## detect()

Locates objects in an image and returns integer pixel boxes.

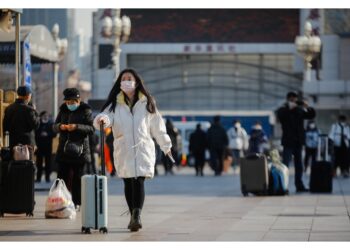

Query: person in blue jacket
[304,120,320,172]
[248,121,268,154]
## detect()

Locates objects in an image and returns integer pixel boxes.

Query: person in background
[162,119,179,175]
[86,133,98,174]
[248,121,268,154]
[304,120,320,172]
[223,147,233,174]
[276,91,316,192]
[53,88,94,210]
[3,86,40,159]
[207,116,228,176]
[227,120,249,166]
[153,138,162,176]
[329,115,350,178]
[35,111,56,183]
[189,123,207,176]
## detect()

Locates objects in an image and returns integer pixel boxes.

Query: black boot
[129,208,142,232]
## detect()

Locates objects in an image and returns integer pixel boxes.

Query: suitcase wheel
[99,227,108,234]
[82,227,91,234]
[26,212,34,217]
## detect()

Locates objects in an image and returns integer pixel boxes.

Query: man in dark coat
[53,88,94,208]
[277,91,316,192]
[3,86,40,158]
[189,123,207,176]
[35,111,56,183]
[207,116,228,176]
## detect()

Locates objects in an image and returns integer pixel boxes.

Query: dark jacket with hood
[277,103,316,147]
[53,102,94,164]
[35,119,56,155]
[189,128,207,156]
[3,99,40,149]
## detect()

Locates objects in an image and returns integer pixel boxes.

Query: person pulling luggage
[94,68,173,232]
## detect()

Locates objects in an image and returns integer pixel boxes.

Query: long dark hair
[101,68,156,113]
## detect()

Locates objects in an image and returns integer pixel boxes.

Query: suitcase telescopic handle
[100,122,106,176]
[5,131,9,148]
[317,134,329,162]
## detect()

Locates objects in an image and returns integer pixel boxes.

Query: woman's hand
[98,116,108,125]
[66,124,77,131]
[59,124,67,131]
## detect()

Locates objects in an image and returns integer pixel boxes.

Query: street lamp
[51,23,68,119]
[101,9,131,80]
[0,10,14,32]
[295,21,322,82]
[1,9,22,90]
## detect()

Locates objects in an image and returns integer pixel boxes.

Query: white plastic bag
[45,179,76,219]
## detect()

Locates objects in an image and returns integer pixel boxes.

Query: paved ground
[1,165,350,241]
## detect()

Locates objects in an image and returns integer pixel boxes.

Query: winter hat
[63,88,80,100]
[17,85,32,96]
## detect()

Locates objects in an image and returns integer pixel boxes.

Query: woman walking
[93,68,172,232]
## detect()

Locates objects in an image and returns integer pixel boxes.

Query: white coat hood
[93,92,172,178]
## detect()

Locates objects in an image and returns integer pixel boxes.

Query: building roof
[0,25,59,64]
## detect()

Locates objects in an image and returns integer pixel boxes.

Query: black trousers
[209,148,224,176]
[304,147,317,171]
[334,146,349,174]
[283,146,305,189]
[36,152,52,182]
[123,177,145,213]
[162,148,177,174]
[194,152,205,175]
[57,162,85,206]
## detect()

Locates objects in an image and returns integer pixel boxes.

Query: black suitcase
[240,153,269,196]
[310,134,333,193]
[0,160,35,217]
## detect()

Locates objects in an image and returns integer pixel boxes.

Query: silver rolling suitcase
[240,153,269,196]
[81,123,108,234]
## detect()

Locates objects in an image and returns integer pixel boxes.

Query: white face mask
[41,117,49,123]
[120,80,136,94]
[309,124,316,129]
[234,123,241,129]
[288,101,297,109]
[253,124,262,130]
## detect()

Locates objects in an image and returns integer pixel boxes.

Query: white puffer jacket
[93,92,172,178]
[227,126,249,150]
